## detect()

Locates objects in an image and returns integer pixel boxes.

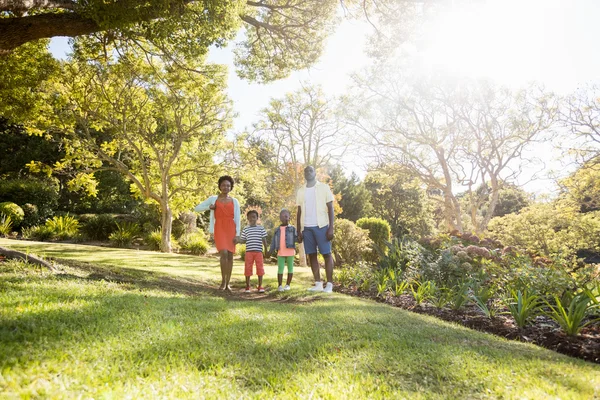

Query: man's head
[246,210,259,226]
[303,165,316,182]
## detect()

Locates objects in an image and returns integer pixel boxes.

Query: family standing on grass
[194,166,335,294]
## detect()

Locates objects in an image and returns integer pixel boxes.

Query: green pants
[277,256,294,274]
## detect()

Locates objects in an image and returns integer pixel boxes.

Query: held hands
[209,203,216,210]
[297,231,303,243]
[234,236,241,244]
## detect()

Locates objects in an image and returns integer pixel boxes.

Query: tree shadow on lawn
[52,258,320,304]
[2,277,598,398]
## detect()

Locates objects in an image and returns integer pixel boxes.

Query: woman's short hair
[218,175,234,189]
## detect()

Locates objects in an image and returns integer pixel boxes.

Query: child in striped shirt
[239,210,268,293]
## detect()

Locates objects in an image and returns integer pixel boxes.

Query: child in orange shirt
[269,209,297,291]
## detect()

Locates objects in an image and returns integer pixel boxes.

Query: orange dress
[214,200,236,253]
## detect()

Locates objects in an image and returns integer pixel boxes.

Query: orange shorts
[244,251,264,277]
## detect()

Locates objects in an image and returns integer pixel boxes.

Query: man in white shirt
[296,165,335,293]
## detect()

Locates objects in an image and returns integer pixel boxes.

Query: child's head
[246,210,259,225]
[279,209,291,225]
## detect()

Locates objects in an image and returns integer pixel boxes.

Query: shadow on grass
[2,271,598,398]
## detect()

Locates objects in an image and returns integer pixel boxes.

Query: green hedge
[357,217,391,261]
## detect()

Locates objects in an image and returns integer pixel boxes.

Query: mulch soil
[336,285,600,365]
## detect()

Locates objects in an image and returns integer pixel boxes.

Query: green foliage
[332,219,372,266]
[0,41,59,128]
[329,166,373,222]
[450,282,471,311]
[0,178,59,220]
[20,203,40,229]
[179,231,209,255]
[410,281,434,305]
[505,290,541,328]
[45,215,80,240]
[430,284,454,309]
[363,165,434,238]
[377,238,428,281]
[0,214,13,237]
[373,268,389,297]
[0,202,24,228]
[236,243,246,260]
[559,161,600,213]
[357,217,391,262]
[544,294,600,336]
[80,214,118,241]
[21,225,54,241]
[487,203,600,258]
[109,222,141,248]
[146,229,178,252]
[472,293,498,319]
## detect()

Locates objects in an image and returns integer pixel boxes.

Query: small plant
[80,214,117,241]
[358,276,372,292]
[21,225,54,241]
[109,222,140,248]
[179,231,209,255]
[0,214,13,237]
[472,295,498,318]
[504,289,541,328]
[45,214,79,240]
[430,283,453,309]
[335,268,353,288]
[410,281,433,305]
[146,229,178,251]
[374,268,389,297]
[450,282,471,310]
[544,294,600,336]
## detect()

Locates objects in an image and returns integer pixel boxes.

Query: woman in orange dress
[195,176,241,291]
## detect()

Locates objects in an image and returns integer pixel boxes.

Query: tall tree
[253,84,348,186]
[55,47,231,252]
[328,165,373,222]
[347,66,556,234]
[0,0,339,82]
[0,40,58,129]
[363,164,433,238]
[560,84,600,164]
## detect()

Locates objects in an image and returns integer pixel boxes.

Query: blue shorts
[302,225,331,255]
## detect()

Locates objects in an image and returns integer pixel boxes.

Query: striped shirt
[240,225,267,252]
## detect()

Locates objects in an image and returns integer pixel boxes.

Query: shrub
[0,202,24,228]
[377,238,429,281]
[357,217,391,261]
[45,214,79,240]
[22,225,54,241]
[544,293,600,336]
[504,290,541,328]
[146,229,179,251]
[80,214,117,241]
[0,178,59,219]
[0,214,13,237]
[410,281,434,305]
[109,222,141,248]
[179,231,209,255]
[237,244,246,260]
[332,219,372,266]
[20,203,40,228]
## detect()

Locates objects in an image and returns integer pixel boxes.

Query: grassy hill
[1,238,599,398]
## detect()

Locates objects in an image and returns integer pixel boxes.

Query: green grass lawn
[1,238,599,399]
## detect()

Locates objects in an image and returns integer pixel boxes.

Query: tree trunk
[160,203,173,253]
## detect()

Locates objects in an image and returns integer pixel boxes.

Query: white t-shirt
[303,186,318,227]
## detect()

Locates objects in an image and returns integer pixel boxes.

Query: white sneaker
[323,282,333,293]
[283,285,291,291]
[308,282,324,292]
[278,286,284,292]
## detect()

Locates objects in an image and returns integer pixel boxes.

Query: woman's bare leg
[219,250,228,289]
[225,251,234,291]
